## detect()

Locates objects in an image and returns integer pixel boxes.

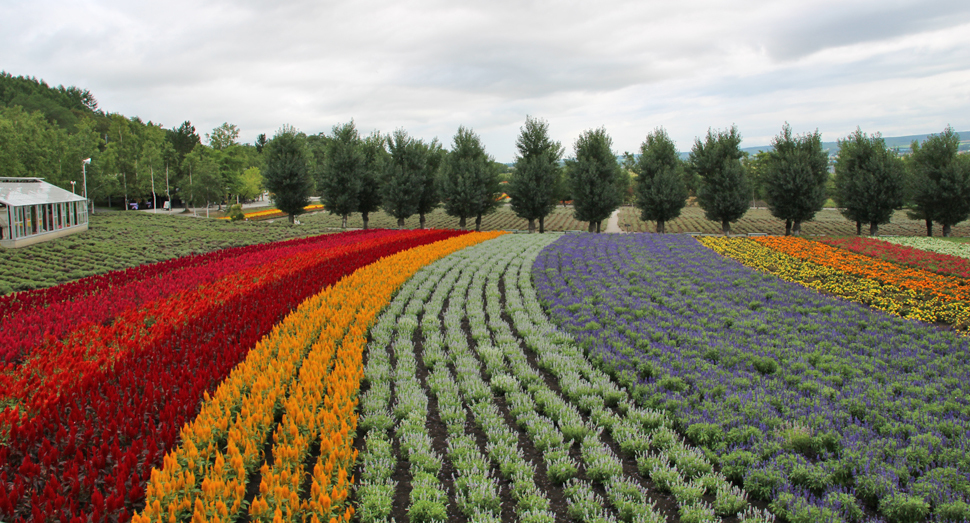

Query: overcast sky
[2,0,969,161]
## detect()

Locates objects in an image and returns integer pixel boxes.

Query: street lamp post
[70,181,76,194]
[82,158,91,214]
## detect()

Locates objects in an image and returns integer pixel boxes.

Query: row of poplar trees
[634,124,970,236]
[261,123,502,228]
[260,116,631,232]
[262,117,969,236]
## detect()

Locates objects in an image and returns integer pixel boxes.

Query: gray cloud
[1,0,968,161]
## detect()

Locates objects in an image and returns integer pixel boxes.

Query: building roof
[0,178,87,206]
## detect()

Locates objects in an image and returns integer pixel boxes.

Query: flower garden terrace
[0,230,967,522]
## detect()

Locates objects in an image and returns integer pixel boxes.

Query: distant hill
[0,71,101,130]
[737,131,970,158]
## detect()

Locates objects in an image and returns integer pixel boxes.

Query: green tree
[382,129,425,227]
[763,124,829,235]
[318,121,364,228]
[169,121,200,163]
[207,122,240,151]
[182,144,222,215]
[100,114,147,209]
[255,133,267,153]
[263,125,312,224]
[633,128,688,233]
[416,138,443,229]
[570,127,623,232]
[743,151,771,202]
[0,105,60,181]
[692,125,751,234]
[238,167,263,201]
[358,131,387,230]
[509,116,563,233]
[833,128,905,236]
[137,122,171,211]
[440,126,497,230]
[907,126,970,237]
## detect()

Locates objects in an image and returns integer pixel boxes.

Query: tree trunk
[459,216,467,229]
[528,219,535,233]
[793,220,802,236]
[341,214,348,229]
[869,222,879,236]
[475,214,482,231]
[596,221,601,233]
[362,212,369,230]
[856,221,862,236]
[722,220,730,235]
[656,220,664,234]
[539,215,545,233]
[943,224,952,237]
[419,213,426,229]
[397,217,405,227]
[289,214,295,224]
[588,221,596,232]
[785,219,792,236]
[926,218,933,237]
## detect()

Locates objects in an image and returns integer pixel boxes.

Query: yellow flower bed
[699,237,970,331]
[133,230,505,523]
[218,204,325,221]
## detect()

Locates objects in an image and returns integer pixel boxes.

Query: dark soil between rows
[348,261,768,523]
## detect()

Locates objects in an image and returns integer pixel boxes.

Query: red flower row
[818,236,970,279]
[0,229,468,522]
[0,230,391,364]
[0,230,407,410]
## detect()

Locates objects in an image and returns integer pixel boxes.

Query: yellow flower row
[699,237,970,331]
[133,230,506,523]
[218,204,325,220]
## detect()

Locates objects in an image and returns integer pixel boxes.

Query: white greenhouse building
[0,177,89,248]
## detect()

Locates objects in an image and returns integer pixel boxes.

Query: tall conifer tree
[415,138,443,229]
[440,126,496,229]
[358,131,387,230]
[834,129,905,236]
[263,125,312,224]
[318,121,363,228]
[570,127,623,233]
[908,127,970,237]
[691,126,751,234]
[633,128,687,233]
[509,116,563,233]
[382,129,424,227]
[763,124,829,235]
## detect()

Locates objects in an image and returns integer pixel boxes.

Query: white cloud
[1,0,968,160]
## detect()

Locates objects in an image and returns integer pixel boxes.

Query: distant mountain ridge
[739,131,970,158]
[665,131,970,161]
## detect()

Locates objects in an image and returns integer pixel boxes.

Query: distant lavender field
[533,233,970,522]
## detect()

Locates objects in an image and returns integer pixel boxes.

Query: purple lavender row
[531,233,970,523]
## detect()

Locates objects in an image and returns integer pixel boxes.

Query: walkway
[605,208,623,233]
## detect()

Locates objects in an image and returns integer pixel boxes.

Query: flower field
[0,228,483,521]
[535,234,970,522]
[816,237,970,278]
[701,236,970,330]
[2,229,970,522]
[880,237,970,261]
[217,204,327,221]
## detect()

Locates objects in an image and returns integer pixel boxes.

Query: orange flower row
[701,237,970,331]
[752,236,970,304]
[133,231,505,523]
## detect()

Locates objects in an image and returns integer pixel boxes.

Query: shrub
[879,493,930,523]
[937,500,970,522]
[228,203,245,221]
[744,466,784,501]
